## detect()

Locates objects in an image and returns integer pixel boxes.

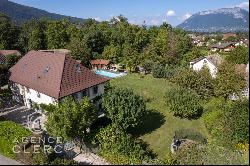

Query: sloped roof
[210,42,235,49]
[9,51,109,99]
[190,54,223,67]
[90,59,110,65]
[0,50,21,63]
[0,50,21,56]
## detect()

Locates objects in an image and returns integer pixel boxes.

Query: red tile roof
[9,51,109,99]
[0,50,21,56]
[90,59,110,65]
[0,50,21,63]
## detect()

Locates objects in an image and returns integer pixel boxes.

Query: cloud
[237,1,249,9]
[151,19,160,25]
[166,10,176,17]
[94,17,100,21]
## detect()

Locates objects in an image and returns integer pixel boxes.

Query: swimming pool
[95,70,127,78]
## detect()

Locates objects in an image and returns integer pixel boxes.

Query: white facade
[11,83,105,108]
[190,58,217,78]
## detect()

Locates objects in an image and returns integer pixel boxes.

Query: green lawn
[110,73,210,159]
[0,120,32,159]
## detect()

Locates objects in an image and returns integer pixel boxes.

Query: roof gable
[9,51,109,99]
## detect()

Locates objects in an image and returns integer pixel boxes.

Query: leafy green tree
[46,20,70,49]
[226,46,249,64]
[181,46,203,65]
[142,60,155,74]
[45,97,97,140]
[0,13,13,49]
[165,86,203,119]
[5,54,20,68]
[85,29,106,54]
[102,44,121,63]
[67,37,91,67]
[152,65,166,78]
[102,88,146,131]
[95,124,154,165]
[19,19,48,52]
[122,43,141,72]
[214,62,246,99]
[170,67,214,99]
[203,98,249,148]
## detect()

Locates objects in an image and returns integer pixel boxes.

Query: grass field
[110,73,210,159]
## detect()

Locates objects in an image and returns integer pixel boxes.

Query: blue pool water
[95,70,127,78]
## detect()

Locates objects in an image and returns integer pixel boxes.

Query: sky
[10,0,249,26]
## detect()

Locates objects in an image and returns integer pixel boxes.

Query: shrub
[226,46,249,64]
[102,88,146,131]
[95,125,155,165]
[203,98,249,148]
[174,129,207,144]
[174,143,244,165]
[152,65,166,78]
[142,60,155,74]
[170,67,214,99]
[214,62,246,99]
[45,96,97,140]
[0,121,32,159]
[165,86,203,119]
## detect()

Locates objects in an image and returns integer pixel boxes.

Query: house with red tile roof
[0,50,21,64]
[90,59,111,70]
[9,50,109,108]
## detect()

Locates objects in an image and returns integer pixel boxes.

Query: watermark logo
[12,136,77,155]
[27,110,44,134]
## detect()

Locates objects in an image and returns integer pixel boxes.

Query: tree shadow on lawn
[128,109,166,137]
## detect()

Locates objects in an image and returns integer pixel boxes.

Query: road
[0,154,23,165]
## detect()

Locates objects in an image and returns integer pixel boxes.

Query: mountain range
[0,0,86,24]
[177,7,249,32]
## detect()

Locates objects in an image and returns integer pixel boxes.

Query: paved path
[74,153,110,165]
[0,154,23,165]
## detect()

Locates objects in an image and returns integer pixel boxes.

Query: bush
[174,129,207,144]
[170,67,214,99]
[142,60,155,74]
[174,142,244,165]
[226,46,249,64]
[95,125,155,165]
[0,121,32,159]
[102,88,146,131]
[152,65,166,78]
[165,86,203,119]
[203,98,249,148]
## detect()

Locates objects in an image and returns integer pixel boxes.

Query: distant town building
[210,42,235,52]
[222,33,237,40]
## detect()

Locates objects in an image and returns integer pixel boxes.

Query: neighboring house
[38,49,71,55]
[90,59,111,70]
[222,33,237,40]
[210,42,235,52]
[0,50,21,64]
[190,54,223,78]
[9,50,109,109]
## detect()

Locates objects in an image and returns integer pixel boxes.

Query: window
[93,86,98,94]
[82,90,87,97]
[37,92,40,98]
